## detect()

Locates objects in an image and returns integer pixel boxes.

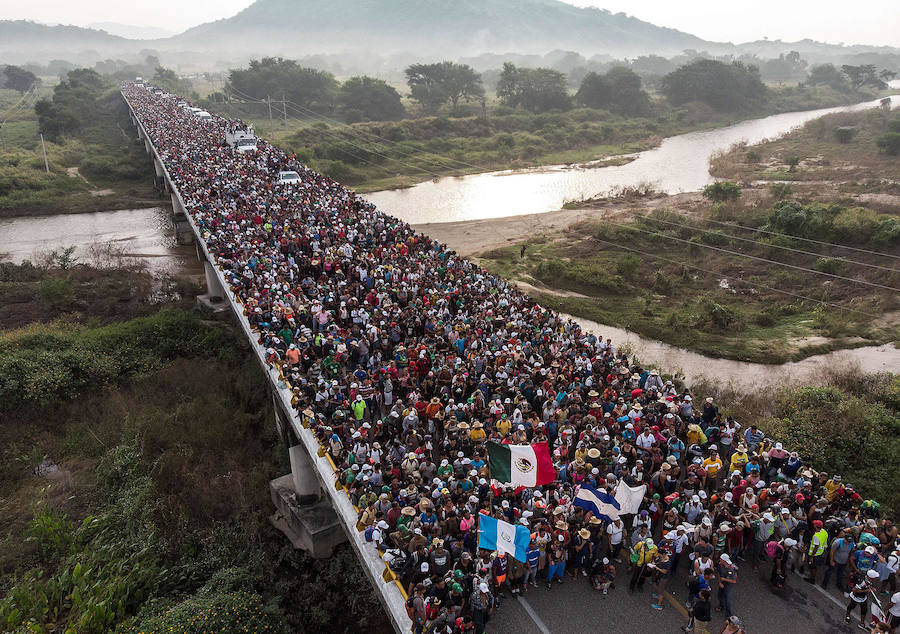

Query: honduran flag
[487,441,557,487]
[478,514,531,562]
[573,482,621,523]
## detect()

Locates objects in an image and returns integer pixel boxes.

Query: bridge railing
[122,91,413,633]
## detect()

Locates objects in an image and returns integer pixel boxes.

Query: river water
[367,94,899,224]
[0,207,200,275]
[2,97,897,384]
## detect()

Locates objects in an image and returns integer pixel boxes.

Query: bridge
[122,87,413,632]
[120,85,885,634]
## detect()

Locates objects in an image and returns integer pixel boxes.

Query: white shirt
[607,522,624,545]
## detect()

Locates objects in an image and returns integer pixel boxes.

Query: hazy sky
[1,0,899,47]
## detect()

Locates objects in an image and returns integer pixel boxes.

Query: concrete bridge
[122,92,413,633]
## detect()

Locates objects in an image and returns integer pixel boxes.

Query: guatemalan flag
[478,514,531,562]
[573,482,622,522]
[487,441,557,487]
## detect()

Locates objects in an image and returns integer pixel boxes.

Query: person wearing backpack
[682,588,712,633]
[823,528,854,592]
[769,537,796,589]
[407,583,427,634]
[628,537,658,592]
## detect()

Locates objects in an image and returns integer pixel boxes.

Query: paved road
[488,562,868,634]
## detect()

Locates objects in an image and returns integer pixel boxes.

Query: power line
[695,214,900,262]
[0,84,37,126]
[279,100,446,179]
[284,97,484,173]
[225,83,484,174]
[576,194,900,262]
[631,212,899,274]
[224,86,443,178]
[588,235,880,319]
[602,217,900,292]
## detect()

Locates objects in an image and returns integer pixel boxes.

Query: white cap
[720,554,732,565]
[479,583,489,592]
[784,538,797,547]
[867,569,880,579]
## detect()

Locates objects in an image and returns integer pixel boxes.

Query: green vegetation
[764,377,900,515]
[406,61,484,113]
[339,76,404,122]
[479,203,898,363]
[711,108,900,186]
[702,181,742,203]
[0,69,158,215]
[0,266,385,633]
[496,63,570,113]
[576,67,650,116]
[660,60,767,112]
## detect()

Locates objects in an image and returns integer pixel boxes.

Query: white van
[277,171,301,185]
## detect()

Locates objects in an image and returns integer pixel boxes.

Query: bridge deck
[122,91,412,633]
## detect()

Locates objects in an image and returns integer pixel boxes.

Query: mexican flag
[487,441,556,487]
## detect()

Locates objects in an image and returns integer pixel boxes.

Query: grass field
[0,88,162,216]
[478,196,899,363]
[211,84,868,192]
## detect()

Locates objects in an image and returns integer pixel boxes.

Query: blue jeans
[822,562,847,590]
[718,583,734,617]
[547,561,566,581]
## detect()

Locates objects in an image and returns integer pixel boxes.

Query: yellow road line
[665,591,690,619]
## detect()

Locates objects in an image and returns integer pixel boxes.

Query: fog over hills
[1,0,898,70]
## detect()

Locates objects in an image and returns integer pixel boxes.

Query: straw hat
[589,517,603,525]
[457,422,470,430]
[555,520,569,531]
[587,448,601,459]
[578,528,591,539]
[401,506,416,516]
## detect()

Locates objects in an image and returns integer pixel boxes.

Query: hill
[173,0,712,58]
[0,20,137,65]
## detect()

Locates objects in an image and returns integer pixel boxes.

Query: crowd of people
[124,83,900,634]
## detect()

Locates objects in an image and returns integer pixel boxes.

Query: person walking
[716,554,738,619]
[682,589,712,633]
[470,582,493,634]
[845,570,879,630]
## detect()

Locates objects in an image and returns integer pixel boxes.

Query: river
[2,97,897,385]
[366,94,899,224]
[0,207,200,275]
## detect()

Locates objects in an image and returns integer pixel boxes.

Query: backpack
[405,595,417,620]
[765,540,783,559]
[364,525,377,542]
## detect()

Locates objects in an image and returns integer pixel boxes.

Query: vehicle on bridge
[277,170,302,185]
[225,125,258,154]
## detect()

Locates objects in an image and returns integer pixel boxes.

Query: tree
[878,132,900,156]
[841,64,887,91]
[404,62,483,114]
[228,58,338,114]
[35,68,107,141]
[576,67,649,115]
[760,51,807,83]
[496,63,570,113]
[702,182,742,202]
[660,60,766,112]
[806,64,849,91]
[575,71,611,110]
[152,66,191,95]
[338,76,404,122]
[3,65,39,93]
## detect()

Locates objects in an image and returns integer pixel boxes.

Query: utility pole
[40,133,49,173]
[267,95,272,122]
[282,94,288,132]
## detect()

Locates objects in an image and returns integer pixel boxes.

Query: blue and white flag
[478,514,530,562]
[614,480,647,515]
[573,483,621,522]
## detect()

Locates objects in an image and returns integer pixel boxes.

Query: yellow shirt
[470,428,486,442]
[729,453,749,472]
[702,457,723,477]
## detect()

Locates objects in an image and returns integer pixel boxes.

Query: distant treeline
[218,56,895,123]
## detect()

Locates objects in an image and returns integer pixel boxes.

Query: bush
[702,181,742,202]
[37,275,74,308]
[0,310,223,411]
[833,126,858,143]
[126,589,289,634]
[615,254,641,279]
[761,383,900,514]
[877,132,900,156]
[769,182,792,199]
[814,257,844,274]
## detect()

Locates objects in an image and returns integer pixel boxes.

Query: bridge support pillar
[196,260,228,313]
[144,137,152,155]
